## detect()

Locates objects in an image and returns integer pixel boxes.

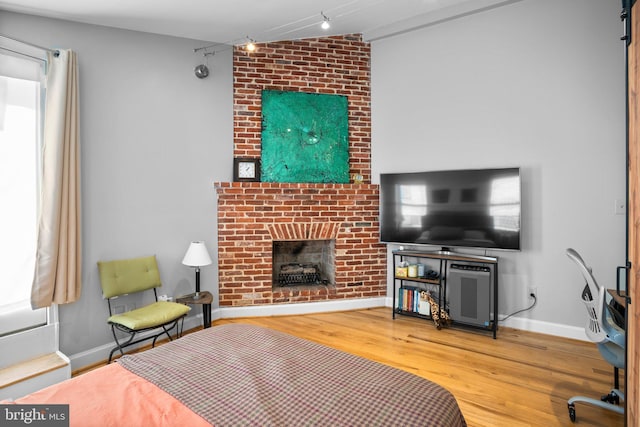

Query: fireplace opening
[272,240,335,288]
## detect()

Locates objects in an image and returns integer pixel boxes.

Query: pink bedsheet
[10,362,209,427]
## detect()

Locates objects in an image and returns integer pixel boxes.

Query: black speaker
[448,264,492,327]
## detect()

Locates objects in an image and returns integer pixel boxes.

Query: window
[0,51,47,336]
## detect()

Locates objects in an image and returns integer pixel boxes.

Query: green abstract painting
[261,90,349,183]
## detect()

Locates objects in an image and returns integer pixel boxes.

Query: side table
[176,291,212,329]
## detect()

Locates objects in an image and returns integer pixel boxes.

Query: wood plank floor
[214,307,624,427]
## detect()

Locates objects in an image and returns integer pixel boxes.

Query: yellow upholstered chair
[98,255,190,363]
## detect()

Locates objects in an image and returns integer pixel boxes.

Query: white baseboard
[213,297,386,320]
[499,316,588,341]
[70,296,586,371]
[383,296,588,341]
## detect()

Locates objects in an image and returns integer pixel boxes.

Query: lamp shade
[182,241,213,267]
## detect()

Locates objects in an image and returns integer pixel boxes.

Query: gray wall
[371,0,626,333]
[0,11,233,356]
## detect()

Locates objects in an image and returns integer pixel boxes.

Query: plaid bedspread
[118,324,466,426]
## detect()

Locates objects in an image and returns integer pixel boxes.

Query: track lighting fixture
[321,12,331,30]
[242,36,257,52]
[193,37,257,58]
[191,9,340,66]
[193,43,223,53]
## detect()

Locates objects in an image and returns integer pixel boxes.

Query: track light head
[194,64,209,79]
[194,50,214,79]
[321,12,331,30]
[243,36,257,53]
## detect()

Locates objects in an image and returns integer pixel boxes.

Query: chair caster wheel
[601,392,620,405]
[568,403,576,422]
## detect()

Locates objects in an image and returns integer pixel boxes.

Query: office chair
[98,255,191,363]
[565,248,625,422]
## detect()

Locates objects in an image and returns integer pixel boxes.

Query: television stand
[431,247,455,256]
[392,249,499,338]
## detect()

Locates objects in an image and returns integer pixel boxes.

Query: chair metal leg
[108,325,138,364]
[567,390,624,422]
[106,315,187,363]
[160,324,175,342]
[153,320,181,347]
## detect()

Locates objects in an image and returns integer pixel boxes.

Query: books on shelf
[397,286,431,315]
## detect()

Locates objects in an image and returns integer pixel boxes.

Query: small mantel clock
[233,158,261,182]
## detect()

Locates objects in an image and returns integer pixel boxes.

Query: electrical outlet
[528,287,537,300]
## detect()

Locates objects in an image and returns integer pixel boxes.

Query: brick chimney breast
[216,34,385,307]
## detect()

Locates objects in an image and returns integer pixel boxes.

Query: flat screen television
[380,167,521,251]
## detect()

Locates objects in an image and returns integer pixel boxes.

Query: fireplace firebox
[272,240,335,288]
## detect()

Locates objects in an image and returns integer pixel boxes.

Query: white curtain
[31,49,82,308]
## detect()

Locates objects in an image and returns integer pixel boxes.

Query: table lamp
[182,241,212,299]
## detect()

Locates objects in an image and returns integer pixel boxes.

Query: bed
[7,324,467,426]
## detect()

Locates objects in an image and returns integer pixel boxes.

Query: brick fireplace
[215,34,386,307]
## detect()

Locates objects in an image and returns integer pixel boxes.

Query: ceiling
[0,0,519,45]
